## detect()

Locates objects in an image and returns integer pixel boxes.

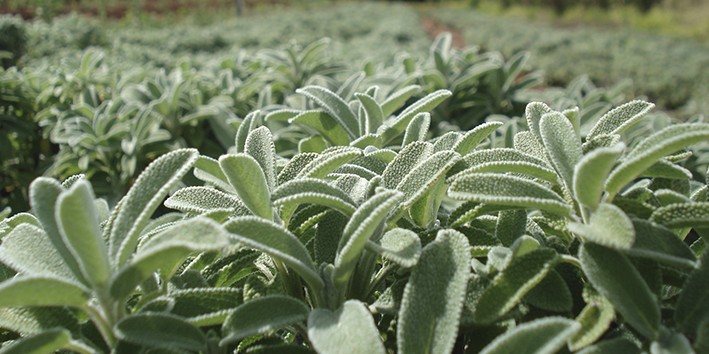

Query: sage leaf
[193,155,234,193]
[297,86,358,139]
[224,217,323,293]
[290,110,351,146]
[380,90,451,143]
[675,251,709,335]
[272,178,356,217]
[245,126,277,191]
[308,300,385,354]
[579,243,660,339]
[221,295,309,345]
[588,100,654,139]
[381,85,420,117]
[474,248,559,324]
[56,180,111,288]
[355,93,384,135]
[452,121,503,156]
[167,287,242,327]
[334,190,404,289]
[524,269,573,313]
[577,338,641,354]
[164,186,250,216]
[0,224,75,280]
[219,153,273,220]
[0,328,70,354]
[115,313,207,352]
[366,228,421,268]
[568,203,635,250]
[569,288,616,351]
[402,113,431,146]
[398,229,470,354]
[524,101,553,143]
[0,276,90,308]
[381,141,433,189]
[109,148,199,266]
[449,173,571,216]
[29,178,86,285]
[539,112,582,195]
[629,220,696,269]
[606,123,709,198]
[296,147,362,179]
[110,217,229,300]
[573,143,624,210]
[650,202,709,229]
[479,317,580,354]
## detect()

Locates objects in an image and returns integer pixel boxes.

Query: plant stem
[83,303,117,348]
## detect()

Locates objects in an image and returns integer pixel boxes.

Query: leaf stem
[83,302,117,348]
[560,254,582,269]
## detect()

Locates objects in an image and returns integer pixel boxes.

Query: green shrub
[0,16,27,69]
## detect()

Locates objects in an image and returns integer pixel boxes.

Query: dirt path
[420,16,466,48]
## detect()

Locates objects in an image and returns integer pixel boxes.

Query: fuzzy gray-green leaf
[0,328,71,354]
[568,203,634,250]
[366,228,421,268]
[573,143,624,209]
[109,148,199,266]
[356,93,384,135]
[219,153,273,220]
[380,90,451,143]
[296,147,362,179]
[309,300,385,354]
[166,287,242,327]
[0,224,75,280]
[29,178,86,284]
[164,186,250,216]
[454,148,557,183]
[56,180,111,289]
[606,123,709,198]
[402,113,431,147]
[290,110,351,146]
[272,178,357,217]
[334,190,403,289]
[539,112,582,194]
[449,173,570,216]
[298,86,358,139]
[0,276,90,308]
[193,155,234,192]
[245,126,277,191]
[453,121,503,156]
[221,295,309,345]
[480,317,580,354]
[381,141,433,189]
[650,202,709,229]
[116,312,207,352]
[569,287,616,351]
[224,217,322,293]
[398,229,470,354]
[474,248,559,324]
[524,102,553,143]
[381,85,420,117]
[588,100,654,139]
[579,243,660,339]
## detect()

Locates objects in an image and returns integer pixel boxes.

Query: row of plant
[2,7,634,213]
[431,8,709,117]
[1,79,708,352]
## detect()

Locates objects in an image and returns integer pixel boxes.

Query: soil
[420,16,465,48]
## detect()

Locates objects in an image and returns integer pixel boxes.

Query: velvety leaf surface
[109,148,199,266]
[449,173,570,216]
[297,86,359,139]
[164,186,250,216]
[0,276,90,308]
[674,251,709,335]
[0,224,75,280]
[398,229,470,354]
[0,328,70,354]
[573,143,624,209]
[219,153,273,220]
[539,112,582,194]
[650,202,709,228]
[366,228,421,267]
[588,100,654,139]
[308,300,385,354]
[568,203,635,249]
[272,178,356,217]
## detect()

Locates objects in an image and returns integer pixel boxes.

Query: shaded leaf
[479,317,579,354]
[115,312,207,352]
[675,251,709,334]
[629,219,696,269]
[219,153,273,220]
[273,178,356,217]
[402,113,430,147]
[297,86,358,138]
[474,248,559,324]
[569,288,616,351]
[0,328,70,354]
[579,243,660,339]
[366,228,421,268]
[221,295,309,345]
[290,110,351,146]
